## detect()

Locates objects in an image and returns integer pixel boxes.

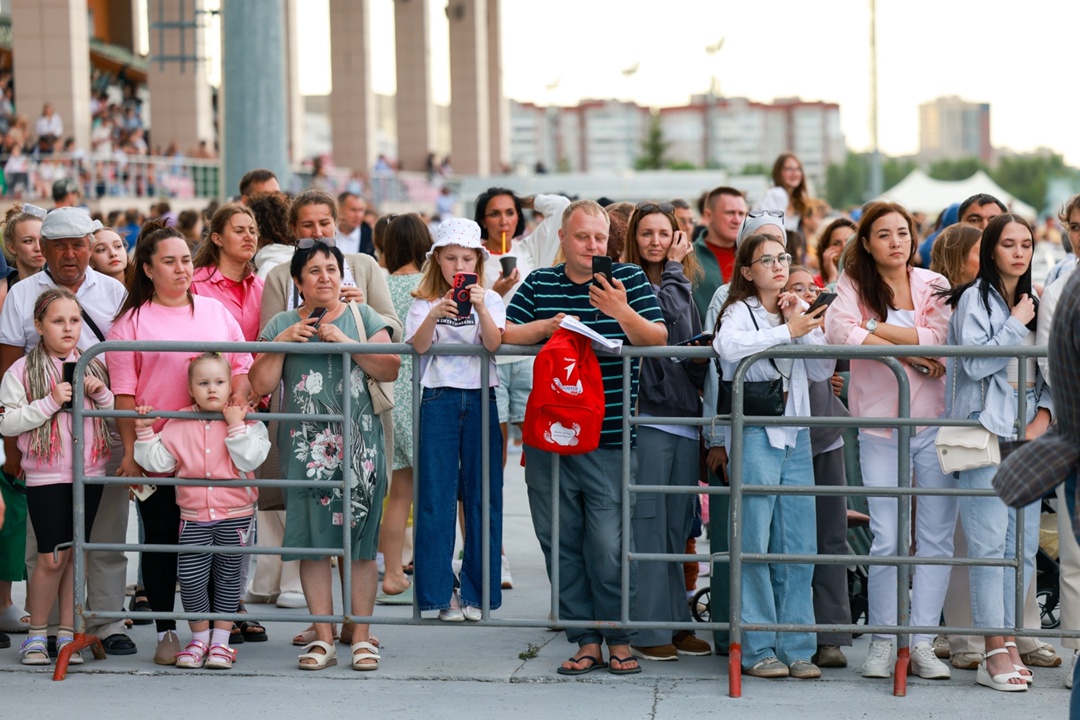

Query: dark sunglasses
[635,202,675,214]
[296,236,337,250]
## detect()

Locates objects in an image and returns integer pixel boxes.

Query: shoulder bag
[935,366,1000,474]
[713,301,786,417]
[347,302,395,415]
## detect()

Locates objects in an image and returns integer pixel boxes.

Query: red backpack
[523,328,605,455]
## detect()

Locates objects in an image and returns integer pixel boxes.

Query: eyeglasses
[787,283,820,296]
[296,237,337,250]
[635,202,674,214]
[747,210,785,220]
[749,253,792,269]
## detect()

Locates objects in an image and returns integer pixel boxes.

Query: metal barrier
[55,339,1075,693]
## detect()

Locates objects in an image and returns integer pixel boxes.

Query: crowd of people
[0,156,1077,698]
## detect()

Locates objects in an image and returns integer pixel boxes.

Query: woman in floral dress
[250,240,399,671]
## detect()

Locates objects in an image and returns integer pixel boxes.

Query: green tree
[991,153,1072,214]
[635,114,669,171]
[927,157,987,181]
[741,162,769,176]
[825,153,868,209]
[883,157,917,190]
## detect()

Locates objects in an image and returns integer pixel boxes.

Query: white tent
[875,169,1036,219]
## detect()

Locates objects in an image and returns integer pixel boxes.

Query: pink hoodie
[825,267,952,438]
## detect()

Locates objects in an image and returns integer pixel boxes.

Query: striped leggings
[177,516,253,616]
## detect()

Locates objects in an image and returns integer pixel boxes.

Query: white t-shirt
[405,289,506,390]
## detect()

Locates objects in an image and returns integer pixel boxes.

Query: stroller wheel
[1037,587,1061,629]
[690,587,711,623]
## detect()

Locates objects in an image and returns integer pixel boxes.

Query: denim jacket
[945,281,1052,439]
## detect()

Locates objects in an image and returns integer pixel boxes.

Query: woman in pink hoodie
[133,353,269,670]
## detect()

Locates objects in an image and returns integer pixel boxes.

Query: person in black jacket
[622,202,711,661]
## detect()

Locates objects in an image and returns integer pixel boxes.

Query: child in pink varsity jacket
[133,352,269,670]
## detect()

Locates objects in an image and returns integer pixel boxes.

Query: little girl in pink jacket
[133,352,269,670]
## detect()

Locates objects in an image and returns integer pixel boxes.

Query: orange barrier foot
[52,633,104,681]
[728,644,742,698]
[893,647,910,697]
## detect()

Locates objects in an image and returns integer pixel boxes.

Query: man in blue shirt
[505,200,666,676]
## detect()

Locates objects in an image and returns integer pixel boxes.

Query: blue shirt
[506,262,663,447]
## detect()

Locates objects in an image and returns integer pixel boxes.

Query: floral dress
[260,305,389,561]
[385,273,422,471]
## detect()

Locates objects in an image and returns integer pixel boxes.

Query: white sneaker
[1068,650,1078,690]
[862,639,894,678]
[462,605,482,622]
[275,591,307,609]
[438,591,464,622]
[501,555,513,589]
[910,641,951,679]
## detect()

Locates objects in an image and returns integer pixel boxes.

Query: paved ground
[1,452,1075,719]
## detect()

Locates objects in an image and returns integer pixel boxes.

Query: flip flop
[0,605,30,633]
[556,654,608,676]
[376,585,414,606]
[608,655,642,675]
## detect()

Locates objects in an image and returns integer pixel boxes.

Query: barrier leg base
[728,643,742,698]
[52,633,105,681]
[893,646,910,697]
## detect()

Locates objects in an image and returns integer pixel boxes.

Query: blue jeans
[958,388,1040,630]
[735,427,817,666]
[415,387,503,612]
[523,445,637,647]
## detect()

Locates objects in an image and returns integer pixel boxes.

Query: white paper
[560,316,623,354]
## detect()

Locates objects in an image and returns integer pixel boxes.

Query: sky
[291,0,1079,164]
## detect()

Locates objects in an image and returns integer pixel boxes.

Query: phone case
[453,272,477,317]
[131,484,157,501]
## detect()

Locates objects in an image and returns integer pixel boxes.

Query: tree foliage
[825,153,915,210]
[927,157,987,181]
[635,114,669,171]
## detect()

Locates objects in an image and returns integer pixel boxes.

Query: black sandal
[128,589,153,626]
[232,603,267,643]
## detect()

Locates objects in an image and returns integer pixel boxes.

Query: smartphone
[676,332,715,347]
[911,363,931,375]
[61,362,77,410]
[592,255,613,287]
[805,292,838,315]
[308,306,328,326]
[453,272,478,317]
[131,484,157,502]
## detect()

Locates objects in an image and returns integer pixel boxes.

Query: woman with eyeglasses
[756,153,812,234]
[713,233,833,679]
[620,202,711,661]
[824,201,956,682]
[250,238,400,671]
[253,190,401,646]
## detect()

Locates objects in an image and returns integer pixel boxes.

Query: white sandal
[1003,641,1034,685]
[350,640,380,671]
[976,647,1028,692]
[298,640,337,670]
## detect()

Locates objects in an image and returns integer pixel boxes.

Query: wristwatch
[865,319,878,334]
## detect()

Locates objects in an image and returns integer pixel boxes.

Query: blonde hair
[929,223,982,287]
[412,245,487,301]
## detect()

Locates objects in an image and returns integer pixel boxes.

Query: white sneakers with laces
[862,639,893,678]
[910,641,952,679]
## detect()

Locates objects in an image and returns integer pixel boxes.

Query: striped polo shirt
[506,262,663,448]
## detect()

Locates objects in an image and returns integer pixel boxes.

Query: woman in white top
[756,153,811,234]
[713,232,833,679]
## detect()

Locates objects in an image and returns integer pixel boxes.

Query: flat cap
[41,206,96,240]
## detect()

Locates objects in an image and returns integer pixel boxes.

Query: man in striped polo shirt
[505,199,666,676]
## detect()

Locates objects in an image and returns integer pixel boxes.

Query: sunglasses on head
[296,237,337,250]
[635,202,675,214]
[747,210,785,220]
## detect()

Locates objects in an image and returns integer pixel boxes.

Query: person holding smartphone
[824,201,956,681]
[621,202,711,661]
[405,219,505,623]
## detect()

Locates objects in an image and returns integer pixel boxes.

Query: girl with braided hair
[0,287,113,665]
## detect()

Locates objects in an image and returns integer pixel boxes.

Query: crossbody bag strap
[742,300,786,379]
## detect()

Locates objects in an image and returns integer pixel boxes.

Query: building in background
[510,95,845,188]
[918,95,992,165]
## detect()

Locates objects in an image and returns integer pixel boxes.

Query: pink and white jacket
[825,267,951,439]
[134,407,270,522]
[0,354,113,486]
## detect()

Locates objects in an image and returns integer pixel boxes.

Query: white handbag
[935,369,1000,473]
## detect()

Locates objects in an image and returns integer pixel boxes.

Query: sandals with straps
[205,643,238,670]
[19,635,50,666]
[350,640,380,671]
[976,647,1028,692]
[298,640,337,670]
[175,639,210,669]
[55,636,83,665]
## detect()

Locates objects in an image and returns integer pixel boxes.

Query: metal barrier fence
[58,339,1074,694]
[1,152,221,201]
